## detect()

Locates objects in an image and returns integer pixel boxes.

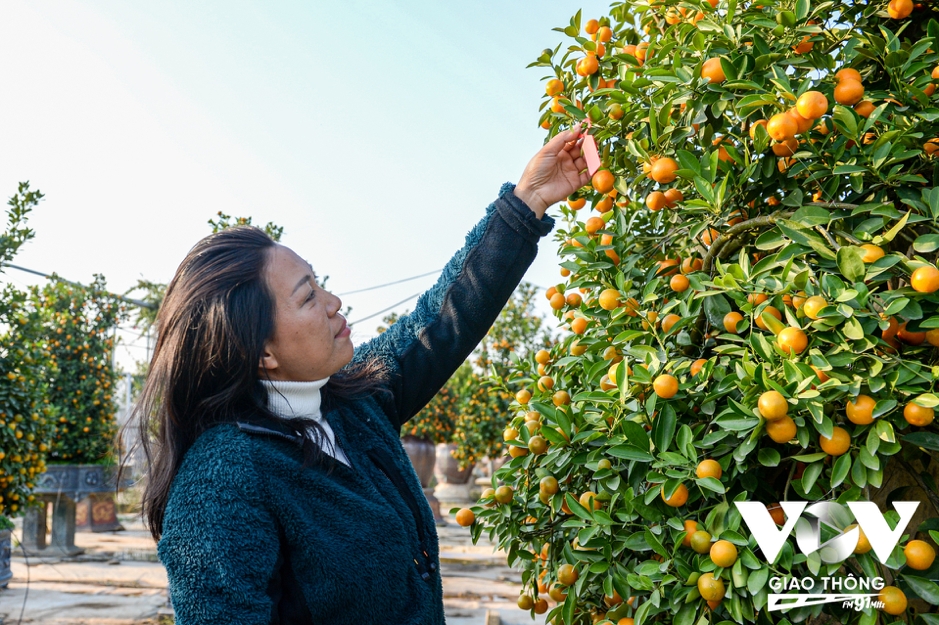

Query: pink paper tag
[582,134,601,176]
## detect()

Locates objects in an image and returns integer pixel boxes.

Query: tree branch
[685,212,793,352]
[701,213,793,274]
[807,201,859,210]
[815,225,840,251]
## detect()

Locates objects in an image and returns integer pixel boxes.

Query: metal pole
[123,372,132,470]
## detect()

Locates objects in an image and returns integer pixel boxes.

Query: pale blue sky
[0,0,610,368]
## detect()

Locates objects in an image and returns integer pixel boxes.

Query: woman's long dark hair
[125,226,386,542]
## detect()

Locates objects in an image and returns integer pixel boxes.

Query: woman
[136,125,589,624]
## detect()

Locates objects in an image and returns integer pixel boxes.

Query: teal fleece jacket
[157,183,554,625]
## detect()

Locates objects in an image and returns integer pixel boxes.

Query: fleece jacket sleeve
[157,431,281,625]
[353,183,554,428]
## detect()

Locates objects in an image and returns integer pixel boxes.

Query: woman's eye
[305,289,316,303]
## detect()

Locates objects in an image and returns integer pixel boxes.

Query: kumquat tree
[31,275,127,464]
[457,2,939,624]
[452,283,554,470]
[0,183,55,523]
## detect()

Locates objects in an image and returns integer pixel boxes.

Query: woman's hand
[514,125,590,219]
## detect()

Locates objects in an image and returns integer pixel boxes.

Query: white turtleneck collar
[260,377,329,420]
[259,377,350,467]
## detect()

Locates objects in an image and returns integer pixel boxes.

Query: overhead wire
[336,269,442,296]
[343,271,550,330]
[0,263,157,310]
[348,292,421,327]
[4,258,542,344]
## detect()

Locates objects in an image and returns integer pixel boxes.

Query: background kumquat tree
[32,275,127,464]
[393,283,553,467]
[0,183,56,522]
[451,283,553,469]
[402,361,463,444]
[458,2,939,624]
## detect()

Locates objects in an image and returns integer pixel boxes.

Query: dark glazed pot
[400,436,443,523]
[435,443,475,485]
[0,528,12,588]
[400,436,436,489]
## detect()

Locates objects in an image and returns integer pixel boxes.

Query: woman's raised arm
[353,127,589,427]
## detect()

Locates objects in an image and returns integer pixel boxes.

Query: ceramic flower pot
[401,436,443,523]
[0,528,12,588]
[435,443,475,485]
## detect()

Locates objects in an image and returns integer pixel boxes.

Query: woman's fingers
[563,137,584,154]
[543,124,583,154]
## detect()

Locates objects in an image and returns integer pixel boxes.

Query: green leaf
[902,431,939,452]
[696,476,726,494]
[747,566,769,595]
[652,406,677,452]
[782,189,805,208]
[830,454,851,488]
[755,229,786,250]
[751,330,775,361]
[608,444,655,462]
[795,0,809,20]
[633,598,655,625]
[904,575,939,605]
[565,492,594,521]
[858,447,879,470]
[792,452,828,463]
[914,234,939,253]
[843,317,864,340]
[791,205,831,226]
[719,57,738,82]
[802,462,823,493]
[884,297,910,316]
[703,293,732,327]
[776,219,836,260]
[624,532,652,551]
[706,500,729,537]
[677,150,701,175]
[851,454,867,487]
[921,315,939,329]
[859,610,879,625]
[866,427,881,456]
[673,603,697,625]
[876,419,896,443]
[694,176,716,205]
[645,528,667,557]
[738,94,779,116]
[832,164,867,174]
[563,590,577,623]
[563,104,587,120]
[649,102,659,144]
[836,246,866,282]
[622,421,651,452]
[832,106,858,140]
[541,426,568,446]
[881,211,910,243]
[758,448,780,467]
[914,393,939,408]
[924,186,939,220]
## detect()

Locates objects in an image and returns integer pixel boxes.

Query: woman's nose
[327,291,342,316]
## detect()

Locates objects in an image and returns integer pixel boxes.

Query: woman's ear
[259,344,279,375]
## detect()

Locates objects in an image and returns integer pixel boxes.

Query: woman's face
[259,244,353,381]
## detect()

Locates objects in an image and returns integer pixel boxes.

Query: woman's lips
[335,318,350,338]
